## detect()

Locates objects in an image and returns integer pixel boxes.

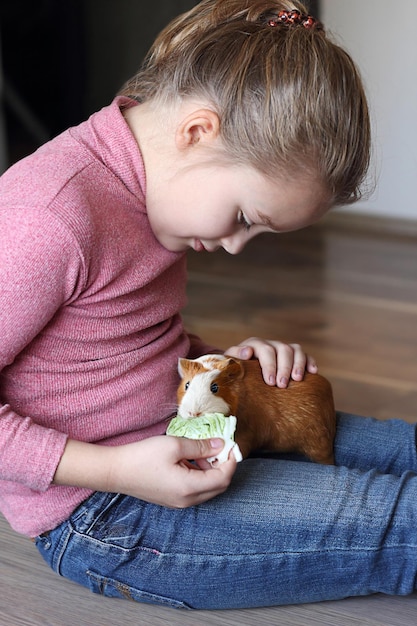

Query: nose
[204,244,222,253]
[221,234,250,255]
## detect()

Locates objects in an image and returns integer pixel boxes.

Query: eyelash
[238,210,252,231]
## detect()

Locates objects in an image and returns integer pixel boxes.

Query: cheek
[194,212,236,238]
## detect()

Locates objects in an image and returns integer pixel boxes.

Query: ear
[178,358,190,378]
[224,358,245,380]
[175,108,220,150]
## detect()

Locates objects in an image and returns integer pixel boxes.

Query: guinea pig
[177,354,336,464]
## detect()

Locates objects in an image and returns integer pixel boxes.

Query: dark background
[0,0,319,167]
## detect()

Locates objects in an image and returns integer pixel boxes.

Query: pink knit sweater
[0,97,215,536]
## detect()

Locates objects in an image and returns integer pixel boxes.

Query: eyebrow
[256,211,280,232]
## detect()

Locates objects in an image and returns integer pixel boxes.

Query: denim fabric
[36,412,417,610]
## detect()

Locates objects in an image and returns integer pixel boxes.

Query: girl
[2,0,416,610]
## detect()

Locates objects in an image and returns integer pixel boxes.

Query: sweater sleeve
[0,406,68,491]
[186,333,223,359]
[0,206,84,490]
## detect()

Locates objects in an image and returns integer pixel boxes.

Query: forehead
[247,172,331,232]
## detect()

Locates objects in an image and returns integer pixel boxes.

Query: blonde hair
[120,0,371,205]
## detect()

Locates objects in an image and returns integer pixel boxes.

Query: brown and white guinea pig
[177,354,336,464]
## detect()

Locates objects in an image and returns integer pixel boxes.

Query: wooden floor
[1,214,417,625]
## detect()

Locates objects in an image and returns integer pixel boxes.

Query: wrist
[53,439,119,492]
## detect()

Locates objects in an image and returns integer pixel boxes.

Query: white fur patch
[178,367,230,418]
[194,354,227,369]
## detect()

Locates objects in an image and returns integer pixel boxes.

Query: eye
[238,210,252,232]
[185,381,190,390]
[210,382,219,394]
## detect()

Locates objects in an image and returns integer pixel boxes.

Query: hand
[54,436,237,509]
[224,337,318,388]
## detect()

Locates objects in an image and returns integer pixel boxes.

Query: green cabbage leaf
[167,413,243,465]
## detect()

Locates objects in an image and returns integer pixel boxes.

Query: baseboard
[320,210,417,238]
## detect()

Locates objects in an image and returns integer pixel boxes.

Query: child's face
[146,162,330,254]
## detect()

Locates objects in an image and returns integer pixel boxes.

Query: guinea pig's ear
[224,358,245,379]
[178,358,190,378]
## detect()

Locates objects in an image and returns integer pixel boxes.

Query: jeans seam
[51,523,73,576]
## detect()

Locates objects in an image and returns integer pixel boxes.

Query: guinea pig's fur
[177,354,336,464]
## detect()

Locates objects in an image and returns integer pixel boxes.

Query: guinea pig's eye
[185,381,190,390]
[210,383,219,394]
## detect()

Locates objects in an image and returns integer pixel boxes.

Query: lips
[194,239,206,252]
[193,240,222,253]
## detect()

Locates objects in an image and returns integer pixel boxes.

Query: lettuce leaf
[167,413,243,465]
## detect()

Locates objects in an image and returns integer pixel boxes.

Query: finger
[172,460,235,508]
[274,342,297,388]
[194,442,240,471]
[288,343,308,382]
[229,339,284,386]
[306,354,318,374]
[179,459,199,470]
[174,437,225,462]
[240,339,279,385]
[224,344,254,360]
[194,458,213,470]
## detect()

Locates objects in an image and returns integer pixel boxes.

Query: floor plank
[184,222,417,424]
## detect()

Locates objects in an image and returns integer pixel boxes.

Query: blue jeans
[36,413,417,610]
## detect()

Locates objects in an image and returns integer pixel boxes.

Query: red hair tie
[268,9,323,31]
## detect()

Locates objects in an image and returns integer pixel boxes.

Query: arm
[53,436,236,508]
[0,207,235,504]
[186,332,223,359]
[0,207,84,488]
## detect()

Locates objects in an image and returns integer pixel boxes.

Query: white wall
[321,0,417,221]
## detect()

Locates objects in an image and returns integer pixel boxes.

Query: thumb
[225,345,253,360]
[179,437,225,460]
